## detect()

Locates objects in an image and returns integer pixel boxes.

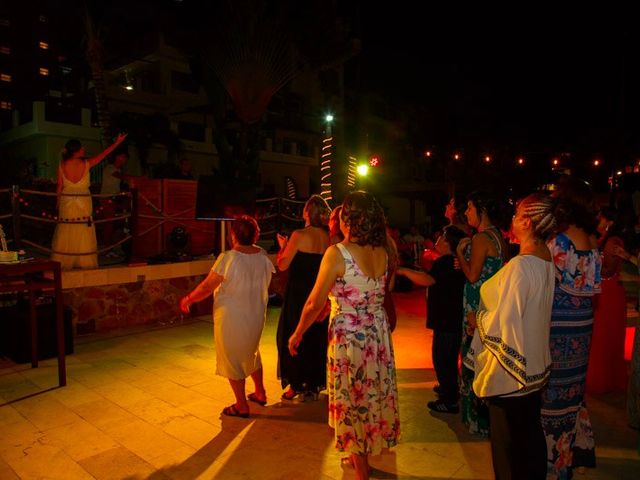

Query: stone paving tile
[3,442,94,480]
[40,418,120,462]
[104,418,191,463]
[0,455,19,480]
[0,289,637,479]
[10,396,83,431]
[159,413,222,450]
[78,446,165,480]
[71,398,139,432]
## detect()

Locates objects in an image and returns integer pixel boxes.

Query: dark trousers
[487,390,547,480]
[432,330,461,403]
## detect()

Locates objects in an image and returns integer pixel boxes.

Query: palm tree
[185,0,358,191]
[83,8,113,183]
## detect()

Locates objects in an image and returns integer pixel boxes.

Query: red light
[369,156,380,167]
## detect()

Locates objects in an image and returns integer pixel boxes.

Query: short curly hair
[231,215,260,245]
[341,191,386,247]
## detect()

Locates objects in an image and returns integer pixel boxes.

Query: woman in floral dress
[456,191,508,436]
[289,191,400,480]
[542,177,601,479]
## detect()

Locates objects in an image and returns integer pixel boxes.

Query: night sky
[356,5,638,159]
[31,1,640,167]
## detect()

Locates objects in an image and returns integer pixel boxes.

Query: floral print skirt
[541,291,595,480]
[327,311,400,455]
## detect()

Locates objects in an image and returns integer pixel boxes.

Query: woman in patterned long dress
[542,177,601,479]
[456,191,508,436]
[51,134,127,269]
[289,191,400,480]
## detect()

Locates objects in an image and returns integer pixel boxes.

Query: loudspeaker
[0,300,74,364]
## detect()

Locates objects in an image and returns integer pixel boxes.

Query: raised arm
[87,133,128,168]
[277,230,300,271]
[457,234,490,284]
[288,245,343,355]
[396,266,435,287]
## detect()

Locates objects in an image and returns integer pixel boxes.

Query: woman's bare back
[61,159,88,183]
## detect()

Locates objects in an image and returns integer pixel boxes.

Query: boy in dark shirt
[396,225,467,413]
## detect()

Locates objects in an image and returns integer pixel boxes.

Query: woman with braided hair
[465,193,557,479]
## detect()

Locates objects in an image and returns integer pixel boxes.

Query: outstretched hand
[277,233,288,249]
[288,332,302,356]
[179,296,191,314]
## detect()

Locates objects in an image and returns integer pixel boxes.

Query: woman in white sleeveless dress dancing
[51,134,127,269]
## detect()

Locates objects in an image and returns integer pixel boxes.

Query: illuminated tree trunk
[84,10,112,150]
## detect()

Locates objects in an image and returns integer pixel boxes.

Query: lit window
[39,67,49,76]
[0,73,11,82]
[0,101,11,110]
[39,15,48,23]
[39,41,49,50]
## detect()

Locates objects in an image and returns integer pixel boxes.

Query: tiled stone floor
[0,289,638,479]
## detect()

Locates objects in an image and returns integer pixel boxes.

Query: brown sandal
[247,392,267,406]
[221,404,249,418]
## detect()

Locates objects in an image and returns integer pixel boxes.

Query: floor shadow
[0,385,60,406]
[140,397,333,480]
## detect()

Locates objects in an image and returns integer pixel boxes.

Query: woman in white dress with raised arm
[51,133,127,269]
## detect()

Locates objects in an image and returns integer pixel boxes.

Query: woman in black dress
[276,195,331,400]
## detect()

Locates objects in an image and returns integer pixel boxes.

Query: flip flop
[222,404,249,418]
[247,392,267,406]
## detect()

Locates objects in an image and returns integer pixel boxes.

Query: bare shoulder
[564,226,597,250]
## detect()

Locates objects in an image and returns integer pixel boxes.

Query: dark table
[0,259,66,386]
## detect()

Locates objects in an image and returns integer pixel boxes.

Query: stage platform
[59,258,217,335]
[57,254,281,336]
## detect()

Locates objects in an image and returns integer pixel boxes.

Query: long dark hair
[62,139,82,161]
[552,176,598,236]
[467,190,510,230]
[305,194,331,228]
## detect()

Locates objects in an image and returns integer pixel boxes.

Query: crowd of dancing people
[178,177,639,480]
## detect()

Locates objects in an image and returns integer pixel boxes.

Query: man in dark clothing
[396,225,468,413]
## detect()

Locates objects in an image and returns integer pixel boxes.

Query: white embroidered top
[465,254,555,398]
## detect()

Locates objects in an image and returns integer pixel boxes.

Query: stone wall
[63,274,207,335]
